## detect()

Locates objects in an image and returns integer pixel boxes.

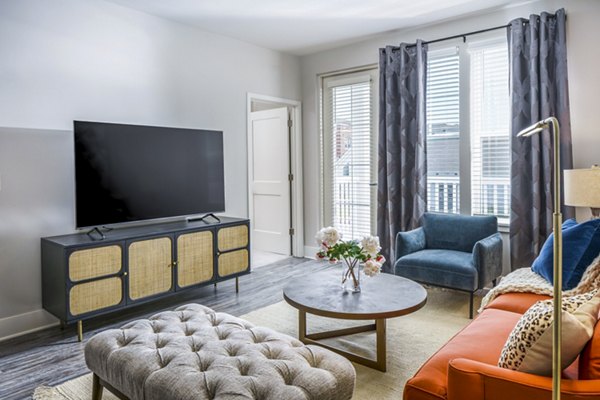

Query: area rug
[33,288,480,399]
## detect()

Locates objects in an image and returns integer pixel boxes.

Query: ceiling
[105,0,526,55]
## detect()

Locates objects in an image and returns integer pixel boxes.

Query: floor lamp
[516,116,562,400]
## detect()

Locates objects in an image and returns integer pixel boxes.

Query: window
[425,36,510,224]
[426,47,460,214]
[322,70,377,240]
[470,40,510,224]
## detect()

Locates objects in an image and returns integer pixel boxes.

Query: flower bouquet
[315,227,385,292]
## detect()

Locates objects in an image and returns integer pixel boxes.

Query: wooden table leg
[299,309,306,342]
[376,318,387,372]
[298,312,388,372]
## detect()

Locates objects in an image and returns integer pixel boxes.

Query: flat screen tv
[74,121,225,228]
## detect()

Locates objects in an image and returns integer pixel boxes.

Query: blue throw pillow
[531,218,600,290]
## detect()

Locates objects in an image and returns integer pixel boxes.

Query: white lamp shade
[564,167,600,207]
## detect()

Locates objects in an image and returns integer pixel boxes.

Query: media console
[41,217,250,341]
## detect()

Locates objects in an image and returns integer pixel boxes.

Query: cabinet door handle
[123,271,128,276]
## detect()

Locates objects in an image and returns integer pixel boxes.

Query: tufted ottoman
[85,304,356,400]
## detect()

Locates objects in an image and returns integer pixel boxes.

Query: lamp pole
[550,116,562,400]
[517,116,562,400]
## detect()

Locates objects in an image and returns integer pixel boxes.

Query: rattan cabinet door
[176,230,213,288]
[68,245,122,282]
[128,237,173,300]
[69,277,123,316]
[217,225,249,252]
[218,249,249,277]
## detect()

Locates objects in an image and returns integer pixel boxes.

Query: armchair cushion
[395,249,477,292]
[422,213,497,253]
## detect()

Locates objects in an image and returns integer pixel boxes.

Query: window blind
[469,39,510,224]
[426,47,460,214]
[323,75,374,240]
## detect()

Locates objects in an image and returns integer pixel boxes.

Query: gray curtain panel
[377,41,427,270]
[508,8,574,270]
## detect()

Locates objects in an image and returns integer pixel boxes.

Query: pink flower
[363,259,382,277]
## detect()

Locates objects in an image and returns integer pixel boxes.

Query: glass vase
[341,259,361,293]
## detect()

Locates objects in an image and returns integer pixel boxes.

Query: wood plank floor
[0,256,318,400]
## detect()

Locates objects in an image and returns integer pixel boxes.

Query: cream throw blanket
[479,254,600,312]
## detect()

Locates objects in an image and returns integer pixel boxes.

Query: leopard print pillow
[499,290,600,375]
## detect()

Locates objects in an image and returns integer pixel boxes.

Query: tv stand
[188,213,221,224]
[42,217,250,341]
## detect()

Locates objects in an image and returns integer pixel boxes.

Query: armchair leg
[469,292,474,319]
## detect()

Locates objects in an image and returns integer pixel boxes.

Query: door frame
[247,93,304,257]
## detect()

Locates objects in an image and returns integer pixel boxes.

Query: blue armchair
[394,213,503,318]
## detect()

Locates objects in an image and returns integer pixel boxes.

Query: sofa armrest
[448,358,600,400]
[395,227,426,261]
[472,232,503,289]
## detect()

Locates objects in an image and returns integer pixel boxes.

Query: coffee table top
[283,268,427,320]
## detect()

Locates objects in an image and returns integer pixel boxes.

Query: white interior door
[250,107,291,255]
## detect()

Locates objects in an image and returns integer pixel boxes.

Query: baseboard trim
[0,309,59,342]
[304,246,319,259]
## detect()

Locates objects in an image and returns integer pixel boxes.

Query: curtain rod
[406,24,509,48]
[406,12,567,48]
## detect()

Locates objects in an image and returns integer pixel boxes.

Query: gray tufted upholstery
[85,304,356,400]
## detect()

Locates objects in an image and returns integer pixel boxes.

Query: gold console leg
[235,277,239,293]
[77,320,83,342]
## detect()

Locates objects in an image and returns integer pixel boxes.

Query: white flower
[360,235,380,257]
[315,227,341,248]
[363,259,381,277]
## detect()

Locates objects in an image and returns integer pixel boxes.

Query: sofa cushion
[580,310,600,380]
[404,308,521,400]
[532,218,600,290]
[422,213,497,253]
[395,249,477,291]
[498,291,600,376]
[486,292,552,315]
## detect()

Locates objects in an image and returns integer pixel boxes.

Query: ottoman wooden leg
[92,373,103,400]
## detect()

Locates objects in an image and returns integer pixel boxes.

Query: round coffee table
[283,268,427,372]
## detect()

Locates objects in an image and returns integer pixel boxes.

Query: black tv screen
[74,121,225,228]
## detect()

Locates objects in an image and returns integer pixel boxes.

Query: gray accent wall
[0,0,300,339]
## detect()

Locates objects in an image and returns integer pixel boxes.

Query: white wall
[300,0,600,266]
[0,0,300,340]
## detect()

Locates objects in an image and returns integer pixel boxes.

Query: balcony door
[322,69,378,240]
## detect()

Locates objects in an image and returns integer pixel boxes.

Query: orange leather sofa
[404,292,600,399]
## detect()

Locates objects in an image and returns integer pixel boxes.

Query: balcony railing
[332,180,371,240]
[427,177,460,214]
[427,176,510,222]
